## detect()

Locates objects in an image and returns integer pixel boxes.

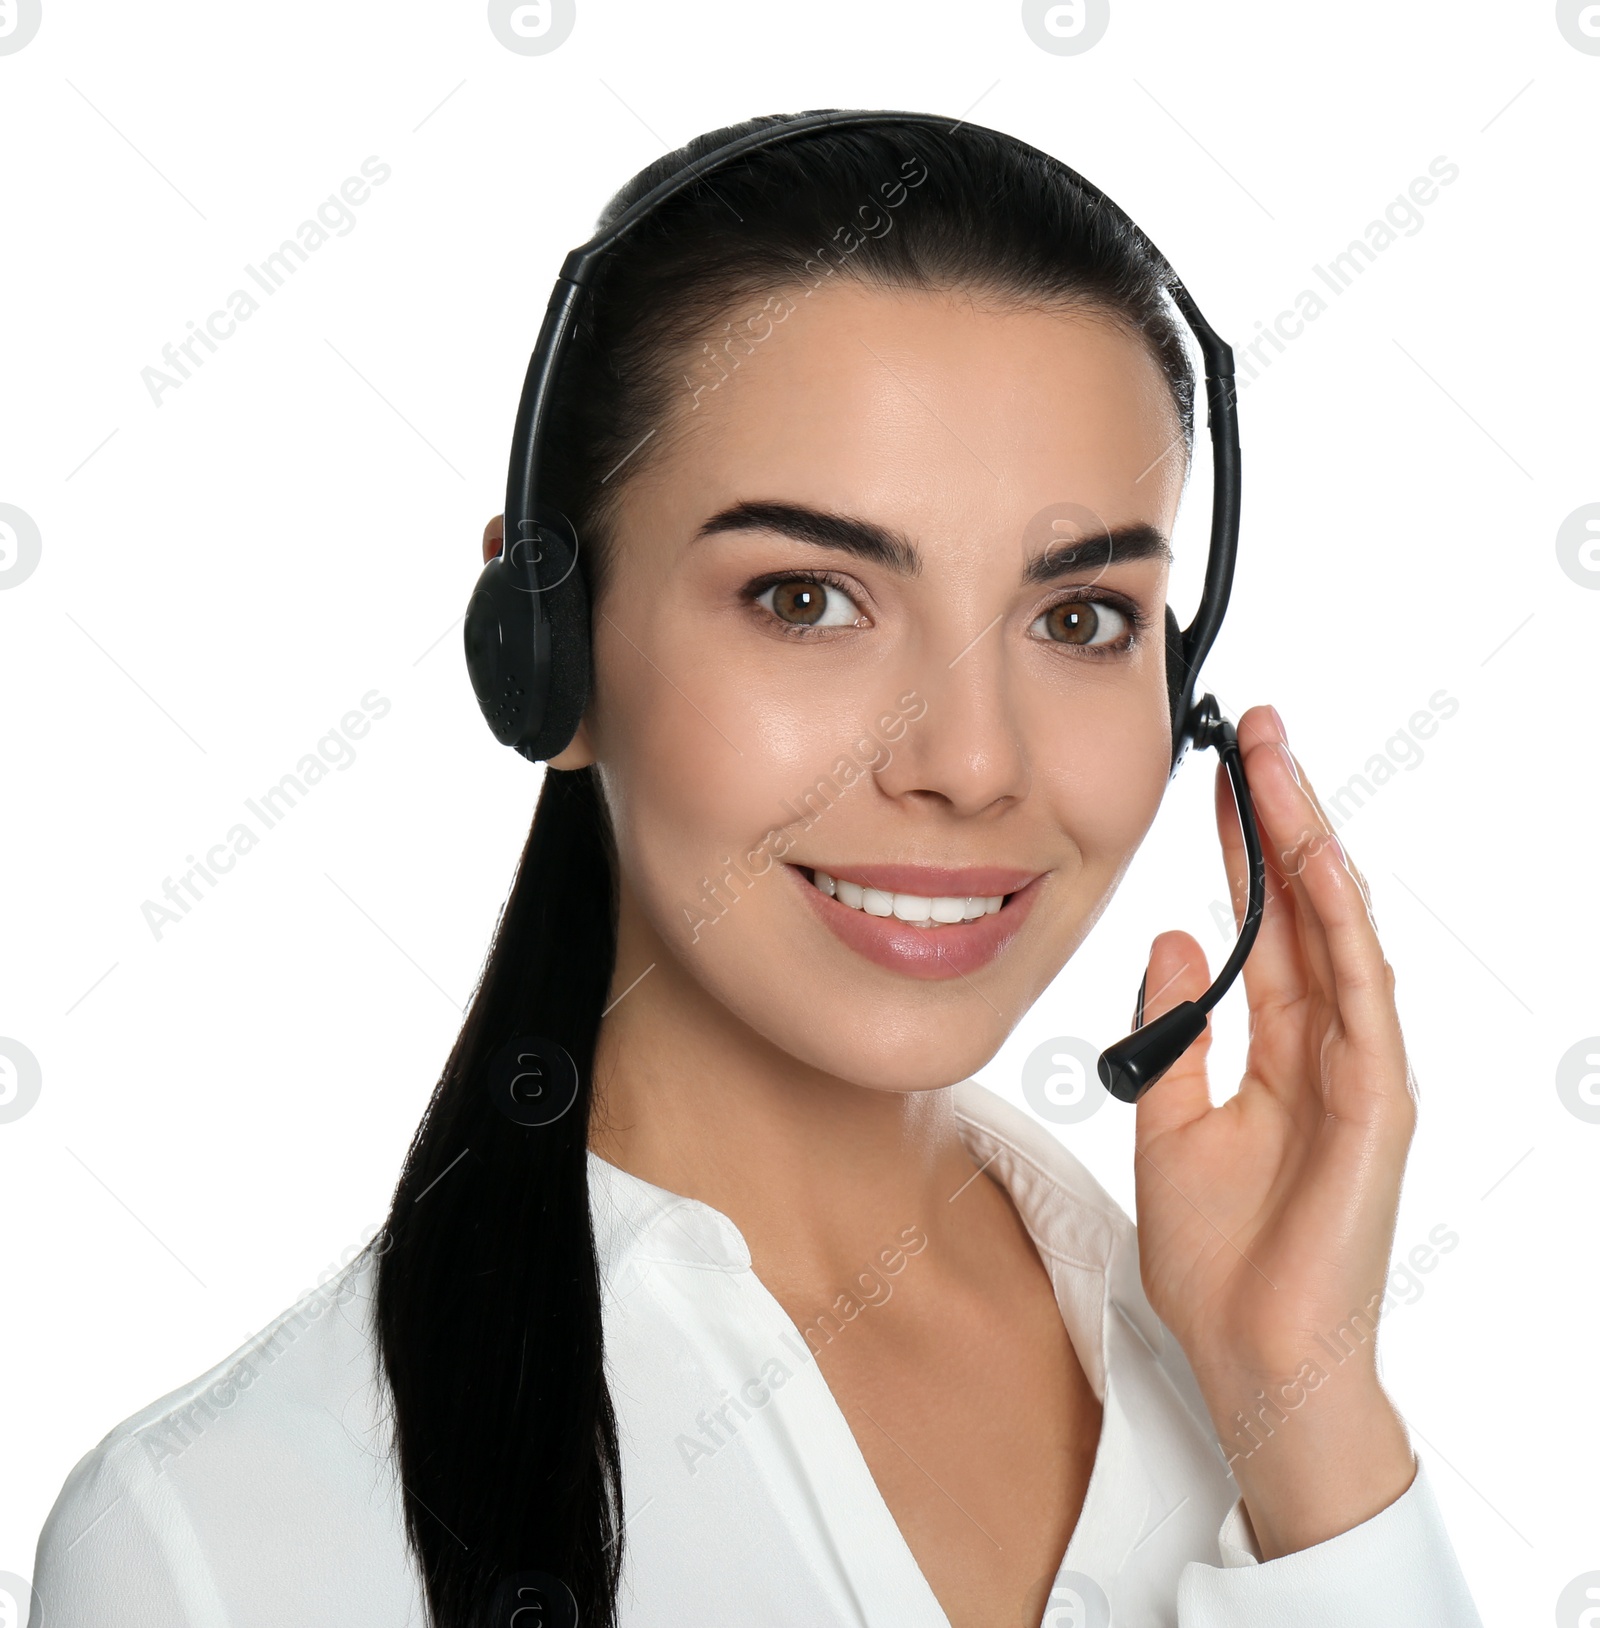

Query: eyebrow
[692,500,1172,584]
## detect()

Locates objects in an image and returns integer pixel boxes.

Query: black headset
[463,109,1265,1105]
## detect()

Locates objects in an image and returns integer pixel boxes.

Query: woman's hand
[1130,703,1419,1560]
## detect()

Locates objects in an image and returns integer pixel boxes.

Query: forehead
[617,281,1189,554]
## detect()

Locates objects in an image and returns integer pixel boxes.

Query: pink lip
[786,863,1046,980]
[809,862,1041,897]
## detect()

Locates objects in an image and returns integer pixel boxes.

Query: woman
[32,113,1482,1627]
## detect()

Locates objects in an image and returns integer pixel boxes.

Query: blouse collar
[584,1076,1165,1402]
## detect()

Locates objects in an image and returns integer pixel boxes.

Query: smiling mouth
[800,867,1015,927]
[788,862,1043,979]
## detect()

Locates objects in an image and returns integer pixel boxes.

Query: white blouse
[32,1078,1483,1627]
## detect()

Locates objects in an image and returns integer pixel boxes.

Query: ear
[546,718,596,770]
[482,513,504,564]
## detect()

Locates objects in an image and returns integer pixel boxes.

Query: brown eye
[771,580,826,624]
[1032,598,1132,649]
[755,576,862,629]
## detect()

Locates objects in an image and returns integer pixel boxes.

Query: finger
[483,513,505,565]
[1213,752,1309,1014]
[1291,821,1410,1121]
[1131,930,1216,1142]
[1232,709,1343,1002]
[1213,738,1357,1137]
[1237,707,1375,928]
[1280,741,1377,924]
[1225,725,1341,1012]
[1241,721,1403,1083]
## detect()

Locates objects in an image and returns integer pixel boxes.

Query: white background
[3,4,1596,1624]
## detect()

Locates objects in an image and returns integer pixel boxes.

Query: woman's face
[549,282,1187,1093]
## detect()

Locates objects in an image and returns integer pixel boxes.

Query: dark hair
[373,110,1196,1628]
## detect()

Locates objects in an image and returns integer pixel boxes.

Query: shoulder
[32,1244,422,1624]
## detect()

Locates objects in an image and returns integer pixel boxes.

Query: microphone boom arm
[1096,695,1267,1104]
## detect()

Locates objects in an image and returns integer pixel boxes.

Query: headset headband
[487,109,1239,774]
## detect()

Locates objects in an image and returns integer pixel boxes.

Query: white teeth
[811,871,1005,925]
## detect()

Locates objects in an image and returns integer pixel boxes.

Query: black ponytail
[373,110,1197,1627]
[375,765,622,1624]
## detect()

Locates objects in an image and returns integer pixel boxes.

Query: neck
[588,915,1002,1302]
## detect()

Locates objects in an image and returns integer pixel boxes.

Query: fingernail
[1275,741,1301,785]
[1269,704,1288,744]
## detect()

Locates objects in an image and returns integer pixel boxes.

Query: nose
[870,622,1031,818]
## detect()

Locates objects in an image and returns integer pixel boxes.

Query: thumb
[1130,929,1215,1141]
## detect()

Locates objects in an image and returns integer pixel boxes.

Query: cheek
[591,623,894,946]
[1023,681,1174,931]
[1066,705,1171,852]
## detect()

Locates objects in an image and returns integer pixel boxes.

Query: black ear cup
[1163,602,1194,776]
[463,559,549,751]
[529,521,590,763]
[463,509,590,763]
